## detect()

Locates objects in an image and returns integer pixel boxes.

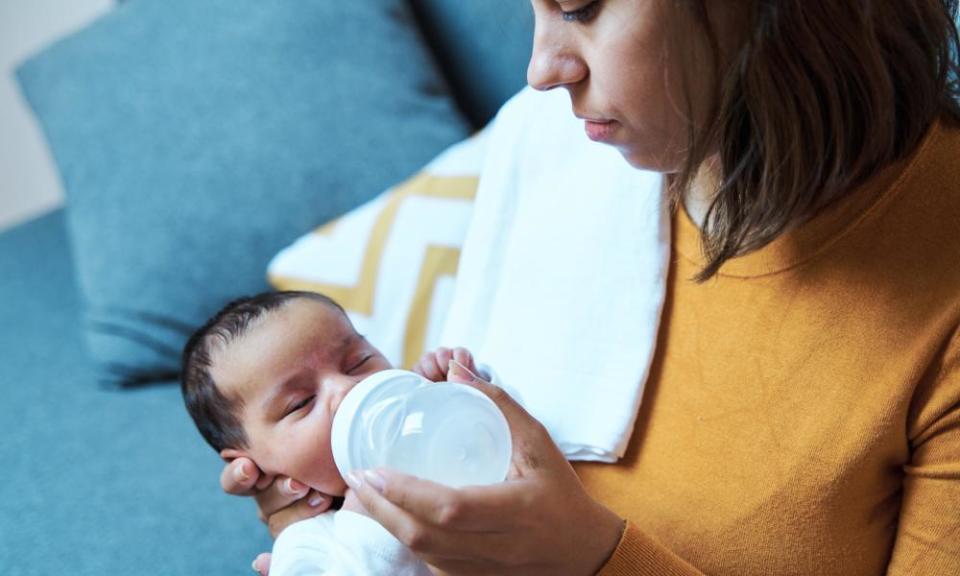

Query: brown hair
[181,291,345,452]
[670,0,960,280]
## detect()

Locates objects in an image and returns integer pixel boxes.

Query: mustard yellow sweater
[579,120,960,575]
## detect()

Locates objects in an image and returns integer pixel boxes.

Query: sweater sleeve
[598,521,704,576]
[886,329,960,574]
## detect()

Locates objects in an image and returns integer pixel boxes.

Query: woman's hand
[340,487,369,516]
[347,360,625,576]
[219,458,332,537]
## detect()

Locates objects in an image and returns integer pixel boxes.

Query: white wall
[0,0,112,232]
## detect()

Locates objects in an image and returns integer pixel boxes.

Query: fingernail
[252,553,270,575]
[345,470,362,490]
[309,494,327,507]
[235,463,250,483]
[285,478,306,495]
[363,470,386,493]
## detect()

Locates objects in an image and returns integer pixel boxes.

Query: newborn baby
[180,290,484,575]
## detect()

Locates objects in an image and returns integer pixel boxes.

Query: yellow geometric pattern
[269,173,479,367]
[402,244,461,368]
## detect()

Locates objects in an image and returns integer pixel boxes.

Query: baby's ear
[220,448,250,463]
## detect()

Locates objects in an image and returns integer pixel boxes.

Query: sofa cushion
[410,0,534,127]
[268,130,487,370]
[0,210,269,574]
[16,0,470,385]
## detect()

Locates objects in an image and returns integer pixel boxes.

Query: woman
[225,1,960,573]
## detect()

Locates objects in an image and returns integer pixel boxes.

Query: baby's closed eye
[282,395,316,418]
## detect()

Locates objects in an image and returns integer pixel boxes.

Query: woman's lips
[584,119,619,142]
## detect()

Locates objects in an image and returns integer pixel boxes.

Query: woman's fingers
[253,476,314,521]
[448,359,548,450]
[252,552,271,576]
[346,473,452,557]
[304,489,332,510]
[353,468,522,532]
[255,471,276,492]
[346,365,623,575]
[220,457,260,496]
[265,490,332,538]
[345,358,624,575]
[220,456,283,495]
[346,471,521,562]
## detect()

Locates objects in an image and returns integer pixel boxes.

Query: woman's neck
[681,155,722,230]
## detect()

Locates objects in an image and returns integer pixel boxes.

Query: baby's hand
[413,346,477,382]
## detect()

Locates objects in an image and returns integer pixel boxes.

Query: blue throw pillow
[17,0,470,385]
[410,0,533,127]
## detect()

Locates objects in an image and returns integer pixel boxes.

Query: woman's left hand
[346,360,625,576]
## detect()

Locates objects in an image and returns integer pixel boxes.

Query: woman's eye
[284,395,315,418]
[561,1,600,23]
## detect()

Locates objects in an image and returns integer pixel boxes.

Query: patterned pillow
[268,131,487,368]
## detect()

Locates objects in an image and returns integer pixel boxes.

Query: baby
[180,290,484,576]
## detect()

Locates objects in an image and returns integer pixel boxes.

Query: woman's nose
[527,25,588,91]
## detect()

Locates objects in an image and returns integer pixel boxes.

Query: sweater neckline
[673,121,942,278]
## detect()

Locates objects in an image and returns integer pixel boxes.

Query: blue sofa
[0,2,532,574]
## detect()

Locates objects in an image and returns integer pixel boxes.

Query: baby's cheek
[301,433,346,496]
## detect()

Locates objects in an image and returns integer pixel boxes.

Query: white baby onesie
[270,510,432,576]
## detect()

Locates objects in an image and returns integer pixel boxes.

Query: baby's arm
[413,346,478,382]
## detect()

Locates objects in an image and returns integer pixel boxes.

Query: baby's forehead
[220,297,346,351]
[209,298,354,391]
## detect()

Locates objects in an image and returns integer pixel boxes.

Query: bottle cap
[330,369,511,485]
[331,369,418,480]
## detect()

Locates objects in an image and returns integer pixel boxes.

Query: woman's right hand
[220,456,333,537]
[348,360,625,576]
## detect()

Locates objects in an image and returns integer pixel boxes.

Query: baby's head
[181,291,391,496]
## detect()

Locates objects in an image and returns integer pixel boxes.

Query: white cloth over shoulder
[269,511,432,576]
[440,87,669,462]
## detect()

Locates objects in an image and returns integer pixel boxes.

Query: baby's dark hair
[180,290,345,453]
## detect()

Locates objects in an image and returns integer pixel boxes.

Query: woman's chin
[618,146,679,174]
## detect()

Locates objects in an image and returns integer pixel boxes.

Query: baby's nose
[327,374,358,413]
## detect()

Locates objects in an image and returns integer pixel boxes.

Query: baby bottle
[331,369,512,488]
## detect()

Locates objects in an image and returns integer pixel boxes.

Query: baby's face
[212,298,391,496]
